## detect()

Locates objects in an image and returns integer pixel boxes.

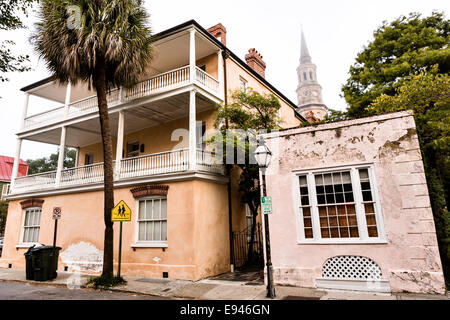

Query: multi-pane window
[22,208,41,243]
[296,166,384,243]
[137,198,167,243]
[1,184,10,200]
[299,176,313,239]
[359,168,378,237]
[314,171,359,239]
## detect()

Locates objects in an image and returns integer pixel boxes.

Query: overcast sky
[0,0,448,160]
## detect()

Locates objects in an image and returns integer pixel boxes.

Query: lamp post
[254,137,275,299]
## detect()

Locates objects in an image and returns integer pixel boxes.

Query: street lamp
[254,137,275,299]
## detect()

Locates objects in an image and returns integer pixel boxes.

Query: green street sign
[261,196,273,215]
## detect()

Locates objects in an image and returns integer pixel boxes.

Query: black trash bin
[31,246,61,281]
[24,245,36,280]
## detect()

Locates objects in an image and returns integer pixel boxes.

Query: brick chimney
[304,111,320,124]
[245,48,266,78]
[207,23,227,46]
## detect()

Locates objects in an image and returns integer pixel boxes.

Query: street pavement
[0,280,169,300]
[0,267,448,300]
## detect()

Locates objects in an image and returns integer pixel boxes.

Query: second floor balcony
[22,65,220,132]
[12,148,224,196]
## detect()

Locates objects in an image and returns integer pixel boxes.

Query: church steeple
[296,30,328,122]
[300,30,312,64]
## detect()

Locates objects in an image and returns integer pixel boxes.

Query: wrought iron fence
[232,222,264,269]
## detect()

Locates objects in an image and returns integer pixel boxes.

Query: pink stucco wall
[262,111,445,294]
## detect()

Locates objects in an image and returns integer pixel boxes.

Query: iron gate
[232,222,264,269]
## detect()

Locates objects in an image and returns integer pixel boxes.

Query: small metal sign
[261,196,273,215]
[53,207,62,220]
[111,200,132,222]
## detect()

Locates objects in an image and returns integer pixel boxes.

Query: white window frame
[239,76,248,93]
[292,164,386,245]
[1,183,9,200]
[19,207,42,246]
[132,196,168,248]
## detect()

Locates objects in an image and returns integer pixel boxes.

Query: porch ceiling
[23,93,216,148]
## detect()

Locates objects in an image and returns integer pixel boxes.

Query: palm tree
[32,0,153,276]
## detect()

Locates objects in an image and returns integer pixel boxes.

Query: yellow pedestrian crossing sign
[111,200,132,222]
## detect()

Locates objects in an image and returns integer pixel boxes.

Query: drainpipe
[222,49,234,272]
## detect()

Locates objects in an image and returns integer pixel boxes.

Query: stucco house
[0,20,302,279]
[261,111,446,294]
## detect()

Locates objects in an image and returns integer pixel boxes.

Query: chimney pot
[245,48,267,78]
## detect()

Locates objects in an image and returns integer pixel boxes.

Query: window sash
[296,166,383,243]
[22,208,41,243]
[137,198,167,242]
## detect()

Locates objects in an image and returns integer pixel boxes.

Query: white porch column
[74,147,80,167]
[55,126,67,188]
[190,29,196,84]
[189,89,197,171]
[217,50,224,100]
[9,138,23,192]
[64,81,72,118]
[115,110,125,179]
[20,93,30,130]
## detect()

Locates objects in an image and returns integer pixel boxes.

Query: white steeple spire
[300,30,312,64]
[296,29,328,121]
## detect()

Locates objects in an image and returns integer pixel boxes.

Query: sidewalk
[0,267,448,300]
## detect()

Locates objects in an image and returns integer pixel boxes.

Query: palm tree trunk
[94,56,115,277]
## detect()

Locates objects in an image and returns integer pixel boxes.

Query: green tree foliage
[32,0,153,276]
[0,0,36,82]
[371,72,450,285]
[342,12,450,118]
[214,88,281,264]
[26,148,77,175]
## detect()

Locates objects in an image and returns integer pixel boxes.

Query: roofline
[20,75,56,92]
[20,19,305,122]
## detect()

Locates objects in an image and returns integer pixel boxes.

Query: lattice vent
[321,256,382,280]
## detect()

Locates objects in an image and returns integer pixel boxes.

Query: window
[309,71,314,80]
[239,76,248,93]
[136,198,167,244]
[85,153,94,165]
[1,183,10,200]
[127,141,139,158]
[295,165,385,244]
[303,72,307,80]
[22,207,41,244]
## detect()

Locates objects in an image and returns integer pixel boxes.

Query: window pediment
[130,185,169,198]
[20,199,44,209]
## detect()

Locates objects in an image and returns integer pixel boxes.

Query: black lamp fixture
[254,137,275,299]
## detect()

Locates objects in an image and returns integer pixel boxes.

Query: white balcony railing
[196,149,225,174]
[120,148,189,179]
[9,149,224,195]
[13,171,57,193]
[60,162,105,187]
[196,67,219,93]
[124,66,191,101]
[22,66,220,131]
